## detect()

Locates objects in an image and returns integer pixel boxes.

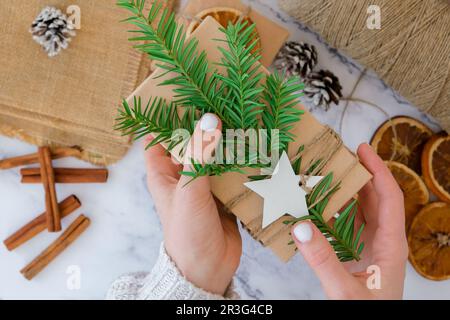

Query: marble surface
[1,0,449,299]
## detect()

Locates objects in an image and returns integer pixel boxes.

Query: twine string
[339,69,400,163]
[224,126,359,245]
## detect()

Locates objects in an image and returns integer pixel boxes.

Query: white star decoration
[244,152,323,229]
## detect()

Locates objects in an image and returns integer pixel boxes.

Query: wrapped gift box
[128,16,372,261]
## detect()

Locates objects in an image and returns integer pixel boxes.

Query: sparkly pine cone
[304,70,343,110]
[274,41,318,78]
[30,6,76,57]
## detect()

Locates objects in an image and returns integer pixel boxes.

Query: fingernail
[293,223,313,243]
[200,114,219,132]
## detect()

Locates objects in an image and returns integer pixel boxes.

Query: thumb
[178,113,222,189]
[292,222,360,299]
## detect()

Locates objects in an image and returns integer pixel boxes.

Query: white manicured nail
[293,223,313,243]
[200,114,219,132]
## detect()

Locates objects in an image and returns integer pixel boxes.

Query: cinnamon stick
[20,215,90,281]
[3,195,81,251]
[21,168,108,184]
[38,147,61,232]
[0,147,82,170]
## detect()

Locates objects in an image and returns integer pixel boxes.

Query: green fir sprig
[117,96,197,151]
[262,73,304,151]
[119,1,230,125]
[215,22,265,129]
[116,0,303,176]
[284,173,365,262]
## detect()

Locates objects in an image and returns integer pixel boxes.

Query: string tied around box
[224,125,358,245]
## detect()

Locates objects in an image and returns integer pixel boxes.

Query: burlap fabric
[279,0,450,133]
[0,0,173,164]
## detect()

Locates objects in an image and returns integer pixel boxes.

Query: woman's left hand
[144,114,242,296]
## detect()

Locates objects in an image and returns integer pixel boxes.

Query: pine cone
[30,7,76,57]
[304,70,343,110]
[274,41,318,78]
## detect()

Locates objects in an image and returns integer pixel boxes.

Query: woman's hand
[292,143,408,299]
[144,114,242,296]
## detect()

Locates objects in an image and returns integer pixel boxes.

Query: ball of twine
[279,0,450,132]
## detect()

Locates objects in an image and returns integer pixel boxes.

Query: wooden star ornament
[244,152,323,229]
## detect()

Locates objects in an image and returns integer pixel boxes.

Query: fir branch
[215,21,264,129]
[181,160,269,185]
[285,173,365,262]
[262,73,304,152]
[116,96,197,151]
[181,160,245,180]
[117,1,305,180]
[117,0,232,127]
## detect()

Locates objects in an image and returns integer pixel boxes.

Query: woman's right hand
[291,144,408,300]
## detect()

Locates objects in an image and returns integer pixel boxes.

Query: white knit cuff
[137,244,239,300]
[106,272,148,300]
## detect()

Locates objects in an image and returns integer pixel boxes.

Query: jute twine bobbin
[279,0,450,132]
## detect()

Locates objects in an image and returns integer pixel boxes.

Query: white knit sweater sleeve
[106,244,239,300]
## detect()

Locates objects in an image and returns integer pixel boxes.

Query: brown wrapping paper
[179,0,289,67]
[129,17,372,262]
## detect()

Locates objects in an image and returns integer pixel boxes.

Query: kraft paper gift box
[129,17,372,262]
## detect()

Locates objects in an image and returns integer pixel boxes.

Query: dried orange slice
[408,202,450,281]
[186,7,261,53]
[371,116,433,174]
[422,133,450,203]
[386,161,429,231]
